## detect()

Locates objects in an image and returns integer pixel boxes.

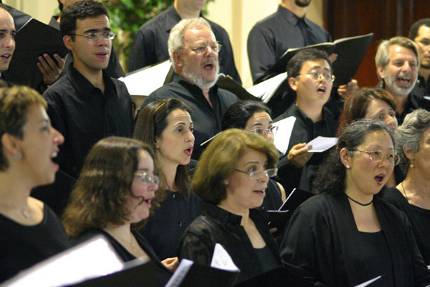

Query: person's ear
[288,77,298,92]
[63,35,74,51]
[339,147,352,169]
[376,65,385,81]
[1,133,22,161]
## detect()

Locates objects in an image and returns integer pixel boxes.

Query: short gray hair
[375,36,419,70]
[396,109,430,173]
[168,17,212,67]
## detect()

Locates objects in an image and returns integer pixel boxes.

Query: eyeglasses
[301,71,335,82]
[189,42,221,55]
[134,171,160,185]
[234,168,278,178]
[248,126,278,136]
[352,149,400,165]
[70,30,115,41]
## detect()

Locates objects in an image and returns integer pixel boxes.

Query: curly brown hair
[62,136,155,238]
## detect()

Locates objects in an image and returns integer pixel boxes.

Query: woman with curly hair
[62,137,172,280]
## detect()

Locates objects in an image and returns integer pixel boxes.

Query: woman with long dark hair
[281,120,430,286]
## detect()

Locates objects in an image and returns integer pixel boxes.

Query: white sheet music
[165,259,194,287]
[246,72,288,103]
[4,236,124,287]
[273,116,296,155]
[210,243,239,272]
[307,136,338,152]
[119,60,171,96]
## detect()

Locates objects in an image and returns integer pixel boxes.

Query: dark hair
[0,85,46,171]
[221,100,271,130]
[63,136,155,238]
[60,0,108,37]
[409,18,430,39]
[133,98,191,200]
[396,109,430,174]
[193,129,279,204]
[287,48,332,78]
[337,87,396,135]
[58,0,63,12]
[313,120,395,195]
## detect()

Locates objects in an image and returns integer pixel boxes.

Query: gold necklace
[401,181,409,202]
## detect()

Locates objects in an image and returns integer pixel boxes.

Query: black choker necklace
[346,194,373,206]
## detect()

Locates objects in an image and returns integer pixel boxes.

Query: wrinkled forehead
[183,24,216,45]
[387,44,418,63]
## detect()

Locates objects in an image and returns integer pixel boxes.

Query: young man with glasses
[275,48,338,194]
[43,0,133,184]
[142,18,238,159]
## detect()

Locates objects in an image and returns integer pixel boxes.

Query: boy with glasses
[43,0,133,194]
[275,48,338,194]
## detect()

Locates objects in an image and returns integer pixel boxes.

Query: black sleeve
[216,27,241,84]
[178,226,214,266]
[280,204,331,286]
[128,28,155,72]
[247,24,276,84]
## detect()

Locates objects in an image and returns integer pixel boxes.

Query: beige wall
[4,0,57,24]
[206,0,324,87]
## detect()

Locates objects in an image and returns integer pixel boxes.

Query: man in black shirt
[142,18,238,159]
[375,36,420,124]
[247,0,330,84]
[275,49,337,193]
[409,19,430,111]
[43,0,133,180]
[128,0,241,83]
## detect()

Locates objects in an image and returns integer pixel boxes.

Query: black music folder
[257,33,374,86]
[67,259,166,287]
[3,18,68,89]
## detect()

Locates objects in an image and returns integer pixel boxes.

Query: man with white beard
[375,36,420,124]
[141,18,238,159]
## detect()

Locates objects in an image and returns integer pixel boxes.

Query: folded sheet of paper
[307,136,338,152]
[273,116,296,154]
[211,243,239,272]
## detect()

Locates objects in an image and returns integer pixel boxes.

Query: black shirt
[281,193,430,286]
[247,5,331,83]
[44,62,134,179]
[142,73,238,159]
[140,191,202,260]
[0,204,70,283]
[380,187,430,265]
[275,105,337,193]
[127,6,241,84]
[354,231,394,287]
[179,203,281,284]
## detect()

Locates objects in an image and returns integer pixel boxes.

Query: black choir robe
[280,193,430,286]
